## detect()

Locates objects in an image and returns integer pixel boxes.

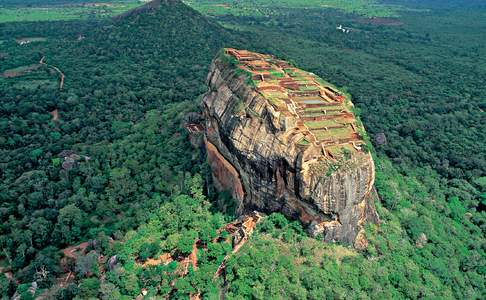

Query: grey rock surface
[202,56,379,246]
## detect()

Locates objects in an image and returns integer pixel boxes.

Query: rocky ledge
[202,49,379,247]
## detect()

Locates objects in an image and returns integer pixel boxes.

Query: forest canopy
[0,0,484,298]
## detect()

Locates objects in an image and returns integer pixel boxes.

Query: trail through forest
[40,56,65,89]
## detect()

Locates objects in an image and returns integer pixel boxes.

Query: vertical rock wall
[202,53,379,247]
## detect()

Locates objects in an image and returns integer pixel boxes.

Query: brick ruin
[225,48,365,158]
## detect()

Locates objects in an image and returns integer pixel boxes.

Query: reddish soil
[50,109,59,121]
[142,253,173,268]
[2,64,41,78]
[190,293,201,300]
[141,240,197,274]
[50,212,262,298]
[176,244,198,277]
[62,242,89,259]
[214,212,262,278]
[205,139,245,201]
[190,242,198,270]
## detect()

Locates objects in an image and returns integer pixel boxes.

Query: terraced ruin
[203,49,378,245]
[225,48,365,158]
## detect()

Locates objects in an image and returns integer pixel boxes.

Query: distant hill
[113,0,165,20]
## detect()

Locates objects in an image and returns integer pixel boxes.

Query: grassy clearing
[314,126,355,140]
[326,143,356,157]
[0,1,142,23]
[269,70,284,78]
[299,85,319,91]
[305,119,341,128]
[304,105,342,112]
[184,0,401,18]
[303,110,342,117]
[2,64,43,78]
[284,68,305,77]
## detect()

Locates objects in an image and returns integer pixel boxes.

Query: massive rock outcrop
[202,49,379,247]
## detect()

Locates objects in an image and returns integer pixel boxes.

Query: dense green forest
[0,0,485,298]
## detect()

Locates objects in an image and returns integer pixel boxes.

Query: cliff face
[202,49,379,247]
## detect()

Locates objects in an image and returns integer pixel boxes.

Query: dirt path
[39,56,65,90]
[214,212,262,279]
[50,109,59,121]
[142,253,173,268]
[62,242,89,259]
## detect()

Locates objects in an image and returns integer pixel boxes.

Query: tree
[0,274,12,299]
[121,273,139,297]
[177,231,197,256]
[54,204,85,244]
[77,278,100,298]
[138,242,160,262]
[100,282,122,300]
[75,252,99,278]
[29,217,51,248]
